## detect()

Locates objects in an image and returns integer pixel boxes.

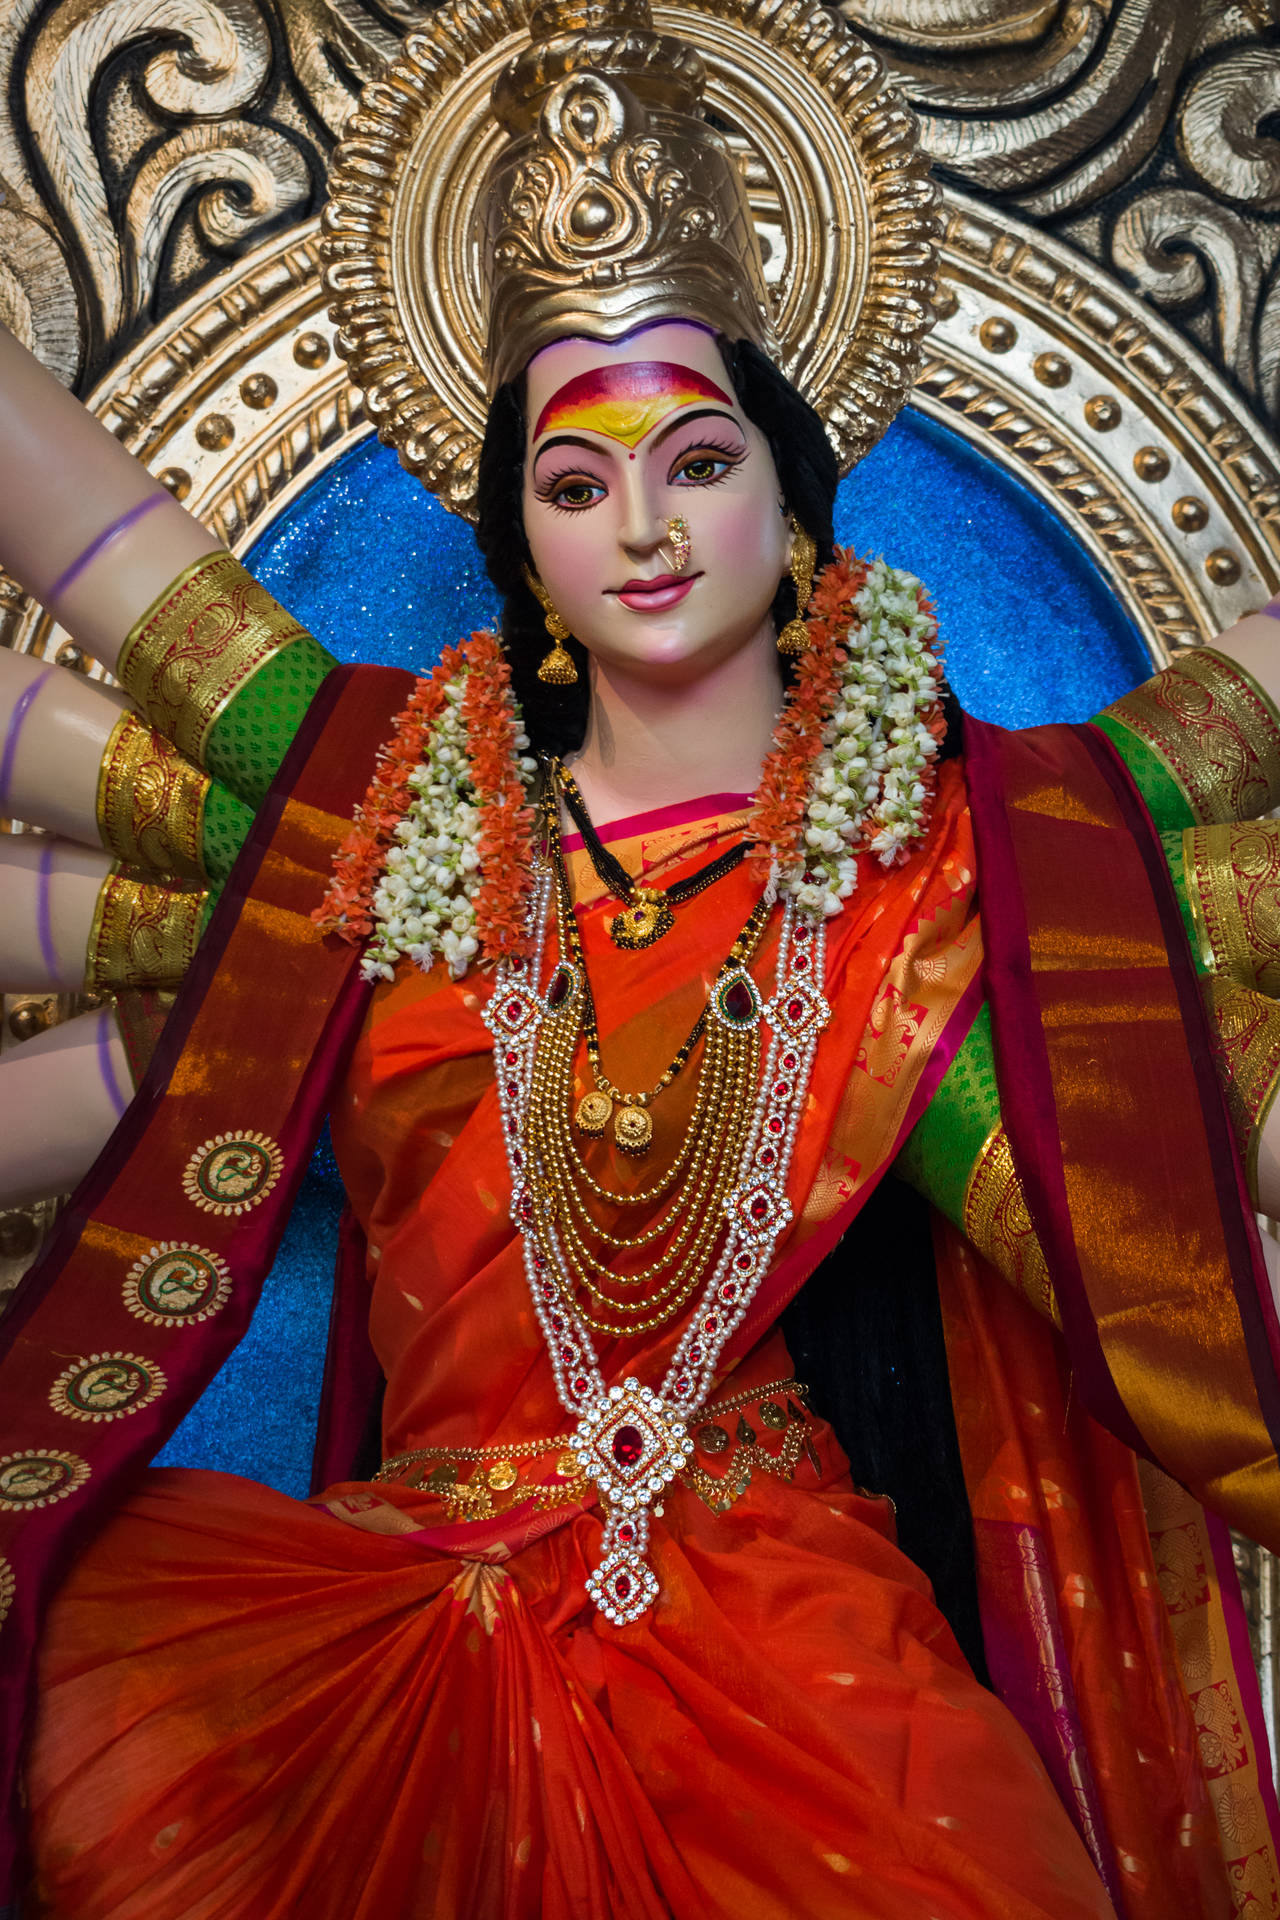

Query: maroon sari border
[560,789,753,851]
[1080,720,1280,1443]
[0,664,359,1358]
[960,716,1146,1456]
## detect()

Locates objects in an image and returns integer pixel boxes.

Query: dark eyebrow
[650,405,745,449]
[531,433,610,463]
[530,406,747,467]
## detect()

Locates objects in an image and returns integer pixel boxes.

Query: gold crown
[323,0,939,520]
[481,0,773,390]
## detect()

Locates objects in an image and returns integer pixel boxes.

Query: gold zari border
[1202,975,1280,1194]
[963,1123,1061,1328]
[1184,822,1280,999]
[96,712,208,883]
[374,1378,813,1525]
[1107,650,1280,827]
[1139,1461,1280,1909]
[117,552,307,765]
[85,869,206,993]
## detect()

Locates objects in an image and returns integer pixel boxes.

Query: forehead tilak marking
[533,361,734,449]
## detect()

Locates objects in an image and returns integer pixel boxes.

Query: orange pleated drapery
[25,771,1115,1919]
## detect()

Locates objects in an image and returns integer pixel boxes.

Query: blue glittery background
[156,408,1151,1495]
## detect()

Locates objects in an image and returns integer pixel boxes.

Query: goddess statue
[2,1,1280,1914]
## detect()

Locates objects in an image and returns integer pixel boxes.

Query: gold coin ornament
[182,1132,283,1215]
[49,1353,167,1424]
[0,1450,91,1511]
[124,1242,233,1326]
[487,1460,519,1491]
[614,1104,655,1155]
[697,1424,730,1455]
[759,1399,788,1431]
[609,892,676,950]
[575,1089,613,1137]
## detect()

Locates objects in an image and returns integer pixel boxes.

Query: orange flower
[313,645,465,942]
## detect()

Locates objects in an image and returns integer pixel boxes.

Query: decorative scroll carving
[1111,189,1264,390]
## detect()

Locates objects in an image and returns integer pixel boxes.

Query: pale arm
[0,1008,129,1208]
[1203,607,1280,716]
[0,648,130,843]
[0,323,219,670]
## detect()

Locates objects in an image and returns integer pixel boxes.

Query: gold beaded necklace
[527,780,772,1337]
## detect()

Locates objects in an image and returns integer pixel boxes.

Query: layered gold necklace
[524,777,771,1338]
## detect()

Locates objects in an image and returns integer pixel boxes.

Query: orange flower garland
[313,633,535,969]
[318,551,945,977]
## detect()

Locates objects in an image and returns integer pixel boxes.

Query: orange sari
[25,767,1114,1919]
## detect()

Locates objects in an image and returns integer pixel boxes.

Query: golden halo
[322,0,938,521]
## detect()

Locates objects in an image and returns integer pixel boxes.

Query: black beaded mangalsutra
[556,760,749,949]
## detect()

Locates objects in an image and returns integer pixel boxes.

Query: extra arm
[0,325,219,669]
[0,324,334,1208]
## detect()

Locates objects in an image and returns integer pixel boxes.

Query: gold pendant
[610,890,675,950]
[575,1089,613,1136]
[613,1103,653,1155]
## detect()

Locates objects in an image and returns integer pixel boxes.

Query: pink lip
[612,571,702,613]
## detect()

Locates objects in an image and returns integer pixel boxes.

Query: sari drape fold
[3,686,1280,1917]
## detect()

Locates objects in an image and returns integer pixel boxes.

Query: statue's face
[522,321,792,686]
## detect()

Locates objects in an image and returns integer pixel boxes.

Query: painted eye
[552,480,610,510]
[537,470,606,510]
[670,443,744,487]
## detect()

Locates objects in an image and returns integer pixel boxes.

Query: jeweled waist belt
[373,1377,817,1524]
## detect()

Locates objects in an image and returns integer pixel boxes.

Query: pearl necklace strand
[484,854,831,1624]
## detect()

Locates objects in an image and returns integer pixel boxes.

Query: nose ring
[662,516,691,574]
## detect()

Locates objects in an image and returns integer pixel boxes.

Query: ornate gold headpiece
[323,0,939,521]
[481,0,773,389]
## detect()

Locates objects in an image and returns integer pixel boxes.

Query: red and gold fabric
[937,1223,1280,1914]
[0,663,412,1904]
[965,712,1280,1554]
[19,770,1124,1920]
[1180,819,1280,996]
[1094,647,1280,831]
[7,637,1280,1916]
[119,554,336,808]
[83,867,207,993]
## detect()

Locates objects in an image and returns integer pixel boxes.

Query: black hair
[473,336,839,757]
[472,339,984,1675]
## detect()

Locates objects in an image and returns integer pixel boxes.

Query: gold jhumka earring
[777,528,818,656]
[524,568,579,686]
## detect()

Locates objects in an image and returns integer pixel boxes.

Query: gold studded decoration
[123,1242,233,1326]
[0,1556,13,1633]
[84,869,207,993]
[118,552,310,765]
[96,712,210,882]
[49,1353,167,1423]
[1182,822,1280,999]
[962,1124,1060,1327]
[1103,650,1280,827]
[0,1450,91,1511]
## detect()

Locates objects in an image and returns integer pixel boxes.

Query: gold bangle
[85,867,206,992]
[962,1122,1060,1328]
[1202,975,1280,1196]
[1182,821,1280,999]
[96,712,209,883]
[1105,649,1280,827]
[117,553,309,765]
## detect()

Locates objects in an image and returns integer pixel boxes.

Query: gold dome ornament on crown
[322,0,940,521]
